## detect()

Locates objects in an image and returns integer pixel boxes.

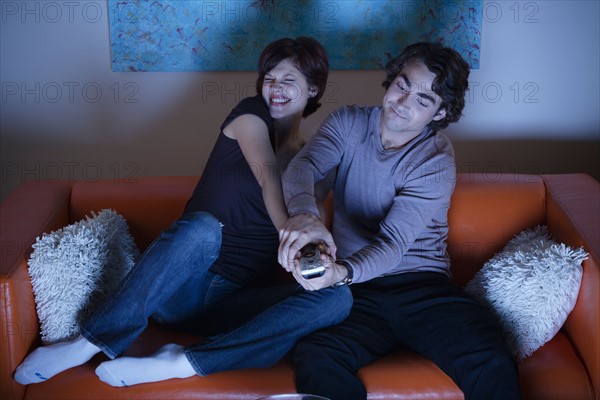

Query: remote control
[299,243,326,279]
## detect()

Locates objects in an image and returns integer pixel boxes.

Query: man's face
[380,59,446,148]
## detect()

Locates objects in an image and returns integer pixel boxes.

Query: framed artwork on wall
[109,0,482,72]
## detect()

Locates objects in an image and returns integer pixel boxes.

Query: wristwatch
[333,260,354,287]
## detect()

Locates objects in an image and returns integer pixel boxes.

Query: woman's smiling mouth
[271,96,291,106]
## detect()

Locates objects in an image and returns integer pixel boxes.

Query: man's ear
[309,86,318,98]
[433,108,446,121]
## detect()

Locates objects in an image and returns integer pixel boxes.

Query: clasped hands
[278,213,348,291]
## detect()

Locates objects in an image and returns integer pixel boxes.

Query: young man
[278,42,521,400]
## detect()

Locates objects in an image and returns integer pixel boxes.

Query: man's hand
[278,213,337,272]
[291,257,349,291]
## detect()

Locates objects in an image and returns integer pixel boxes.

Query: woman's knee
[180,211,222,235]
[172,212,222,254]
[145,212,222,268]
[318,286,353,324]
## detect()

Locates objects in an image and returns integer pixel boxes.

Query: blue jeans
[80,212,352,376]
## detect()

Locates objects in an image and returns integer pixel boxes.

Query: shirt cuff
[286,193,320,219]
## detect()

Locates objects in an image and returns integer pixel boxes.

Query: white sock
[14,335,101,385]
[95,344,196,387]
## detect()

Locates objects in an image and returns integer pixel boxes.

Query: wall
[1,0,599,202]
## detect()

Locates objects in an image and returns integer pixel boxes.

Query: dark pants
[294,272,521,400]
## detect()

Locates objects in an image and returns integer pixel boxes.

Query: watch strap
[333,260,353,287]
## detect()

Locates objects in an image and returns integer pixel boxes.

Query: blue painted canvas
[108,0,482,72]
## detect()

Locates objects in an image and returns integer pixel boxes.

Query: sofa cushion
[465,226,586,360]
[22,324,593,400]
[27,209,139,344]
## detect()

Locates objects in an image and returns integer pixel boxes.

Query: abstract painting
[108,0,482,71]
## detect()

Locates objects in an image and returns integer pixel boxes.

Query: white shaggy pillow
[465,225,587,360]
[28,209,139,344]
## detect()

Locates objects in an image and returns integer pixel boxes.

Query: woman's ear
[433,108,446,121]
[309,86,318,98]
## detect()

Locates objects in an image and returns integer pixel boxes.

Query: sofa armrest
[0,181,74,400]
[542,174,600,398]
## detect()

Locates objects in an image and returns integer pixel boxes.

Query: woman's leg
[94,270,243,388]
[81,211,222,356]
[184,284,353,376]
[14,212,222,385]
[165,275,301,337]
[93,279,352,387]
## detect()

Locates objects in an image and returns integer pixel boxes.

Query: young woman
[15,37,352,387]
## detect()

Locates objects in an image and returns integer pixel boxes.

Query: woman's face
[261,58,315,120]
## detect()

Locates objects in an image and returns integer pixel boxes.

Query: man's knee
[481,347,519,381]
[294,337,367,400]
[457,345,520,399]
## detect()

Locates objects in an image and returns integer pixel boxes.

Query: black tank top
[184,96,281,284]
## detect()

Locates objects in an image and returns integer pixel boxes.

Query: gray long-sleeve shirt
[283,105,456,283]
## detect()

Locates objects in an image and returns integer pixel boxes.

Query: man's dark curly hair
[382,42,470,131]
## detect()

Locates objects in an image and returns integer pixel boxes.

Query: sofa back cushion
[448,174,546,285]
[70,176,198,251]
[69,174,546,286]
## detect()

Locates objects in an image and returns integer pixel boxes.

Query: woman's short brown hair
[256,37,329,118]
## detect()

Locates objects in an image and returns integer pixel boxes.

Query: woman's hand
[278,213,337,272]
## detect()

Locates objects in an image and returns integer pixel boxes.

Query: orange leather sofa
[1,173,598,400]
